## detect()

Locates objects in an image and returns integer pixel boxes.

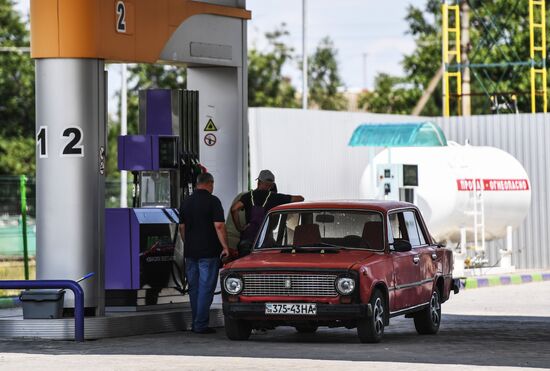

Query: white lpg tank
[360,143,531,243]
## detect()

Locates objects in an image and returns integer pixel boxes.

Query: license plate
[265,303,317,315]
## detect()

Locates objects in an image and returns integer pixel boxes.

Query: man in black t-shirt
[179,172,229,334]
[230,170,304,256]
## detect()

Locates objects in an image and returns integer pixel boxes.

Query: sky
[14,0,428,109]
[247,0,427,91]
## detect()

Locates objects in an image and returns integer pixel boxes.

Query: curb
[0,296,20,309]
[460,272,550,289]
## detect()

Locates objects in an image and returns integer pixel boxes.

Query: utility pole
[302,0,308,109]
[461,0,471,116]
[362,53,368,90]
[442,0,447,116]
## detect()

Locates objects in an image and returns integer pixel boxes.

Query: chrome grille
[242,273,338,297]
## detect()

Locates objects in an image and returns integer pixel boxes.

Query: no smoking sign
[204,133,217,146]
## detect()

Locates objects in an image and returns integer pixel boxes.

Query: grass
[0,260,36,297]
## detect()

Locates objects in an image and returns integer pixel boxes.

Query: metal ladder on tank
[472,178,486,255]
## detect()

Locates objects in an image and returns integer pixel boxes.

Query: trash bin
[19,289,65,319]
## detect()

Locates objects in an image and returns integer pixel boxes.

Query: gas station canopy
[348,122,448,147]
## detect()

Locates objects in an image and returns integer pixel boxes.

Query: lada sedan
[221,200,459,343]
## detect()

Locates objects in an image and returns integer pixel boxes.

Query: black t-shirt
[239,190,292,223]
[180,189,225,259]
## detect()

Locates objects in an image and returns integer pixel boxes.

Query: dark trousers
[185,257,219,331]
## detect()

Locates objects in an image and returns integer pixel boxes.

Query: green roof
[348,122,448,147]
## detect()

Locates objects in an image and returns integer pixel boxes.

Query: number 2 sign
[116,1,126,33]
[115,1,133,35]
[36,126,84,158]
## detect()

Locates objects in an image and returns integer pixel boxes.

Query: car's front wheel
[357,289,385,343]
[413,288,441,335]
[224,315,252,340]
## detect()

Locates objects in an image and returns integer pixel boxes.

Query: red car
[221,200,459,343]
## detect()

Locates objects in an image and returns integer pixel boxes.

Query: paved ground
[0,281,549,370]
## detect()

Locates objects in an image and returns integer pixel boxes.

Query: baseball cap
[256,169,275,183]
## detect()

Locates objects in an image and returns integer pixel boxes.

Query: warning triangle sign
[204,119,218,132]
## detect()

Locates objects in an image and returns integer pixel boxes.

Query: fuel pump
[376,164,418,203]
[105,89,200,309]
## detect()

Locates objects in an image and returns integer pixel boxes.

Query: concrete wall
[248,107,549,269]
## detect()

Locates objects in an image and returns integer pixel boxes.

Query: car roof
[270,200,416,213]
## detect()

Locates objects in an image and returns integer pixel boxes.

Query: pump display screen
[402,165,418,186]
[158,137,178,168]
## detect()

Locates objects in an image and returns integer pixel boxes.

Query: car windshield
[255,210,385,251]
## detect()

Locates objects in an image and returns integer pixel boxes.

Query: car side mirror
[392,240,412,252]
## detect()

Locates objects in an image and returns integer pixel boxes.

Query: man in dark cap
[230,169,304,257]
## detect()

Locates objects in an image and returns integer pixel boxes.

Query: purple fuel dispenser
[105,89,199,309]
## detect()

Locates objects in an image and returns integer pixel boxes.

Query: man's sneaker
[251,328,268,335]
[192,327,216,334]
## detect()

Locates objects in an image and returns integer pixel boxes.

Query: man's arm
[230,200,246,232]
[214,222,230,257]
[179,223,185,242]
[272,193,304,207]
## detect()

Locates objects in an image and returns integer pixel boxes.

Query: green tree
[308,37,347,111]
[455,0,547,113]
[0,0,35,174]
[358,1,441,115]
[0,137,34,175]
[360,0,548,115]
[248,24,299,108]
[399,0,442,116]
[358,73,421,114]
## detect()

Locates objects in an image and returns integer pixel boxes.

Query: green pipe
[446,60,544,70]
[19,175,29,280]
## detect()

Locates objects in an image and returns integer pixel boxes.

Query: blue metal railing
[0,279,85,342]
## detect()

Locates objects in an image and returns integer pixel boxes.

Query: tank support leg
[452,228,467,278]
[499,226,514,272]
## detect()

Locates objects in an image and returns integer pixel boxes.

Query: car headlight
[224,276,243,295]
[335,277,355,295]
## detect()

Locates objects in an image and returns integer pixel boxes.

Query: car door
[388,211,422,311]
[403,210,435,304]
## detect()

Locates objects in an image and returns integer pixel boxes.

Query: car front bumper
[223,302,372,319]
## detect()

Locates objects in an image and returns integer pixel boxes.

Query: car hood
[224,249,376,271]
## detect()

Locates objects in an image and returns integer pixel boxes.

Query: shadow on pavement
[0,314,549,368]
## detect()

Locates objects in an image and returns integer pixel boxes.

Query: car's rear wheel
[357,289,385,343]
[414,288,441,335]
[224,315,252,340]
[295,324,318,333]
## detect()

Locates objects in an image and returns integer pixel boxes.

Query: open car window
[388,210,427,249]
[256,210,385,251]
